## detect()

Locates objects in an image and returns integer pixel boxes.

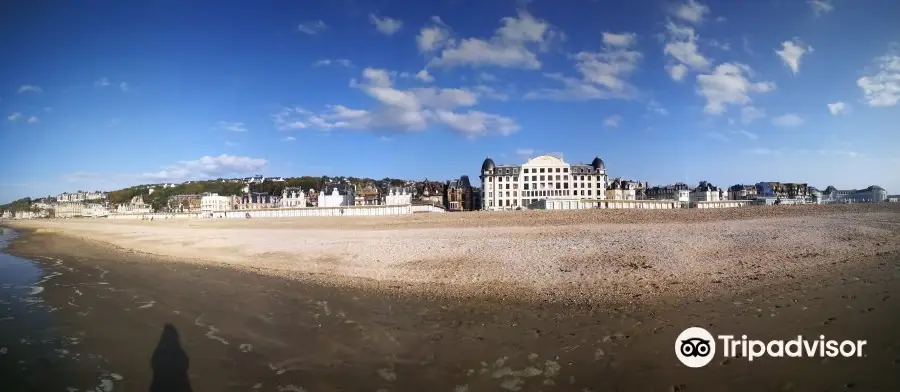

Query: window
[540,175,545,181]
[524,168,529,173]
[524,183,529,190]
[506,192,510,197]
[563,168,569,173]
[540,168,545,173]
[513,191,517,197]
[505,169,510,174]
[513,184,518,189]
[531,176,537,181]
[555,175,560,180]
[564,183,569,189]
[505,184,510,190]
[488,177,493,182]
[489,192,493,197]
[556,183,561,189]
[588,190,592,196]
[513,169,518,174]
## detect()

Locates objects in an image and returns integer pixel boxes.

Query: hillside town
[0,154,894,220]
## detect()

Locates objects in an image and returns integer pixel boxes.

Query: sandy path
[5,205,900,301]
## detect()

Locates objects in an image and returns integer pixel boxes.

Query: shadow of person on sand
[150,323,193,392]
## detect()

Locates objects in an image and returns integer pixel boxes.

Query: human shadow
[150,323,193,392]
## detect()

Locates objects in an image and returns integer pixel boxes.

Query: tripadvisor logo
[675,327,867,368]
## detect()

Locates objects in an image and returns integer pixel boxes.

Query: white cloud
[696,63,776,115]
[666,64,688,81]
[277,68,518,137]
[281,136,296,142]
[369,14,403,36]
[672,0,710,24]
[94,77,110,88]
[708,39,731,51]
[27,116,39,124]
[119,82,130,92]
[426,11,562,69]
[524,32,641,101]
[662,22,710,80]
[827,101,848,115]
[417,17,452,52]
[216,121,248,132]
[17,85,42,94]
[738,129,759,140]
[415,69,434,82]
[772,113,805,127]
[808,0,834,15]
[775,39,813,74]
[297,20,328,35]
[434,110,519,137]
[7,112,21,121]
[740,106,766,124]
[273,107,312,131]
[224,141,238,147]
[857,48,900,107]
[515,148,534,157]
[139,154,268,182]
[313,59,353,68]
[472,85,509,101]
[602,32,637,47]
[602,115,622,128]
[108,118,121,127]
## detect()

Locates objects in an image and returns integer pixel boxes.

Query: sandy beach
[6,204,900,303]
[2,204,900,391]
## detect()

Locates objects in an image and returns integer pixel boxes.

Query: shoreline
[2,218,900,390]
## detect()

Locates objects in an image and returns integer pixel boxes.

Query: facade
[200,193,232,214]
[384,187,413,206]
[755,182,809,199]
[415,180,445,206]
[480,154,608,211]
[167,194,202,213]
[232,192,279,210]
[690,181,723,202]
[444,176,476,211]
[57,190,107,202]
[728,184,759,200]
[820,185,888,203]
[281,187,307,208]
[318,187,355,207]
[646,183,690,202]
[354,184,381,206]
[605,178,637,200]
[116,195,153,214]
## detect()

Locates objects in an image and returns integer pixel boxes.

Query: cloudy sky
[1,0,898,203]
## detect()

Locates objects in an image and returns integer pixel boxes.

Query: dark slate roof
[481,157,496,172]
[591,156,606,170]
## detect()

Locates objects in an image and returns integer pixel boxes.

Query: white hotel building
[480,154,608,210]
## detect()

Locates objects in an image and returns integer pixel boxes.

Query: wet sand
[2,227,900,391]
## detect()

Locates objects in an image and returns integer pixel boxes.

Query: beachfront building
[280,187,307,208]
[116,195,152,215]
[232,192,279,210]
[820,185,888,203]
[646,183,690,202]
[384,187,413,206]
[57,190,107,202]
[690,181,723,202]
[167,194,202,213]
[414,180,445,206]
[200,193,232,214]
[728,184,759,200]
[605,178,636,200]
[480,154,608,211]
[444,176,477,211]
[83,203,110,217]
[354,184,381,206]
[318,187,355,207]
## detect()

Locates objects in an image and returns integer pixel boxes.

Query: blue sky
[1,0,898,203]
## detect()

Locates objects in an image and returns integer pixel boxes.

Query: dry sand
[6,204,900,302]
